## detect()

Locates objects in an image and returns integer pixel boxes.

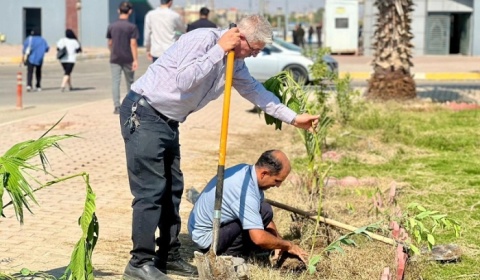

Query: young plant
[402,202,461,255]
[0,120,99,280]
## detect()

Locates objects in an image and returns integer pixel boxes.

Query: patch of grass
[288,101,480,278]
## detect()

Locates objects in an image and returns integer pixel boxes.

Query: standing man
[106,1,139,114]
[308,26,314,46]
[186,7,217,32]
[296,24,305,48]
[188,150,308,263]
[144,0,185,62]
[316,23,322,47]
[119,14,319,280]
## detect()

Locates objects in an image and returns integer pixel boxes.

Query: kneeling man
[188,150,308,263]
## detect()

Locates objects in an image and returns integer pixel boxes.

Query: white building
[362,0,480,56]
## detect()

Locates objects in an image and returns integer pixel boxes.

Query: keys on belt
[126,91,177,124]
[124,91,179,133]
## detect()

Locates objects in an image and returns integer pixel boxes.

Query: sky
[174,0,325,14]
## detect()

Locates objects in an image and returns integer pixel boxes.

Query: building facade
[363,0,480,56]
[0,0,178,47]
[0,0,241,47]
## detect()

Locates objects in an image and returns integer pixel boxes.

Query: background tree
[366,0,416,100]
[313,8,324,24]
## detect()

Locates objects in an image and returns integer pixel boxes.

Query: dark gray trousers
[120,92,183,267]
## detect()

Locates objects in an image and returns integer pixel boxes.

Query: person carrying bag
[56,29,82,91]
[22,28,49,91]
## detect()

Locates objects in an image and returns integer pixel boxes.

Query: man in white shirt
[144,0,185,62]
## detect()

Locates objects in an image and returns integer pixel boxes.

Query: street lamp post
[284,0,288,41]
[276,7,282,39]
[76,0,82,43]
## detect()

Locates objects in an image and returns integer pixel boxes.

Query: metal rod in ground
[265,198,397,246]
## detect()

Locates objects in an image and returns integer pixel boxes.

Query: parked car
[244,37,338,83]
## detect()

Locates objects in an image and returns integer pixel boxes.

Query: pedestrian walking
[144,0,185,62]
[186,7,217,32]
[316,23,322,47]
[292,24,298,45]
[119,14,319,280]
[296,24,305,48]
[308,26,314,45]
[56,29,82,92]
[22,28,49,92]
[106,1,139,114]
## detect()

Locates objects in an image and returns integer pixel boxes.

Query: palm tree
[366,0,416,100]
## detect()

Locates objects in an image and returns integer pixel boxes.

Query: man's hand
[132,60,138,71]
[146,51,152,61]
[291,114,320,133]
[286,242,308,264]
[218,28,241,52]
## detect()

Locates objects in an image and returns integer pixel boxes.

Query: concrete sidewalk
[0,44,114,65]
[0,88,290,279]
[2,43,480,80]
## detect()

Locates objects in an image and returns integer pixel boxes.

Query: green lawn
[291,101,480,279]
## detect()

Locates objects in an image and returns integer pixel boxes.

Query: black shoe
[123,262,172,280]
[113,106,120,114]
[158,258,199,277]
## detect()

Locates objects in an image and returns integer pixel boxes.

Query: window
[335,18,349,29]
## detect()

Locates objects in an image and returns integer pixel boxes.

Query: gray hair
[237,14,272,44]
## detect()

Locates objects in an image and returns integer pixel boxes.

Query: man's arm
[130,38,138,71]
[175,14,186,34]
[144,13,152,59]
[233,60,319,132]
[108,39,113,51]
[248,228,308,263]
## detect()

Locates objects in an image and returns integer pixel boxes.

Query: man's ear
[260,170,269,179]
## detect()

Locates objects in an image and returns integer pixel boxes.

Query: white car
[244,37,338,83]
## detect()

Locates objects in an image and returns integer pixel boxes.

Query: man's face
[235,35,265,59]
[258,167,290,190]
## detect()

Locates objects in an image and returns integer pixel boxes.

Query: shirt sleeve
[233,61,297,124]
[236,189,264,230]
[106,25,111,39]
[144,13,151,51]
[132,25,139,39]
[175,15,186,34]
[174,34,225,92]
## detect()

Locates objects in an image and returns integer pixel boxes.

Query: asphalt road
[0,56,151,125]
[1,56,478,124]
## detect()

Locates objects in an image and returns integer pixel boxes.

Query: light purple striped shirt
[131,28,297,123]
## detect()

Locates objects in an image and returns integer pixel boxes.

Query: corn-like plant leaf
[1,134,75,223]
[60,174,98,280]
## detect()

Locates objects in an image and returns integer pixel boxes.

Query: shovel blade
[194,251,248,280]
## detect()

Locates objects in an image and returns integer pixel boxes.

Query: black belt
[126,91,178,124]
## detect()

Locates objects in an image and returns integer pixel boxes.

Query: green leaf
[308,255,322,266]
[20,268,33,276]
[415,211,431,220]
[427,234,435,246]
[0,133,75,223]
[60,175,98,280]
[409,244,420,255]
